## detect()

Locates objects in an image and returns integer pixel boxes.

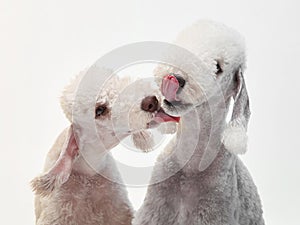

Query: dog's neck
[174,98,230,173]
[72,136,124,176]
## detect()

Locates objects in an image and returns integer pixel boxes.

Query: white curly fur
[32,68,165,225]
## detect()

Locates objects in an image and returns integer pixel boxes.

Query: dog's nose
[141,96,159,112]
[172,74,186,88]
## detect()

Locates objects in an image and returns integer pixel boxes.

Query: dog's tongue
[154,108,180,123]
[161,74,179,101]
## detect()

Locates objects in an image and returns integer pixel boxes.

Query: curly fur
[134,20,264,225]
[32,69,163,225]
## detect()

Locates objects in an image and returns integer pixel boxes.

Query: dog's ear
[222,68,251,154]
[31,126,79,196]
[132,130,155,152]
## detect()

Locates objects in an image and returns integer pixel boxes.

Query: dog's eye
[95,105,107,118]
[216,62,223,75]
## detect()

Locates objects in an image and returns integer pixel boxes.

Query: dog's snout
[141,96,159,113]
[172,74,186,88]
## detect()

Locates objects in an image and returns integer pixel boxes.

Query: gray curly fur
[133,20,264,225]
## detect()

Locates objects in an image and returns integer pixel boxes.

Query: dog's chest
[42,174,132,225]
[177,164,240,224]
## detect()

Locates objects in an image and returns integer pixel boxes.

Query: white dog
[31,67,178,225]
[134,21,264,225]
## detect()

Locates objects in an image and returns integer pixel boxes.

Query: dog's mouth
[147,108,180,128]
[154,107,180,123]
[160,74,197,117]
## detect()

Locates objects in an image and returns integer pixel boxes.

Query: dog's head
[155,20,251,154]
[61,71,179,151]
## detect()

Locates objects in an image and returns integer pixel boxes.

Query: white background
[1,0,300,224]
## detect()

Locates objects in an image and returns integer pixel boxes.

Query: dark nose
[171,73,186,88]
[141,96,159,112]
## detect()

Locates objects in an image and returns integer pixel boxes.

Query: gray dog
[134,20,264,225]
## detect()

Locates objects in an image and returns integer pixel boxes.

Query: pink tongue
[154,109,180,123]
[161,75,179,101]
